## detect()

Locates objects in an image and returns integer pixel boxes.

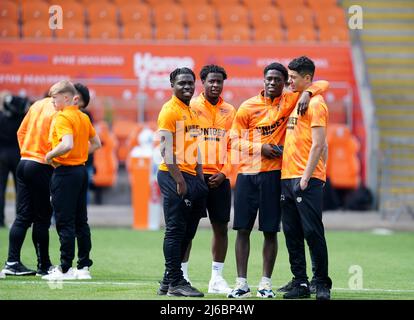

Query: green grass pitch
[1,227,413,300]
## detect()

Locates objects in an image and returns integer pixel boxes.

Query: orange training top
[190,93,236,177]
[49,105,96,166]
[158,95,201,176]
[18,97,57,164]
[281,94,328,182]
[230,81,329,174]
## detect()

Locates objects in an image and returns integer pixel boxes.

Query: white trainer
[208,276,232,294]
[227,280,251,298]
[41,266,76,281]
[74,267,92,280]
[256,282,276,298]
[0,271,5,279]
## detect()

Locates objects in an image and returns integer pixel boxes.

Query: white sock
[260,276,272,285]
[236,277,248,288]
[211,261,224,279]
[6,261,18,266]
[181,262,189,279]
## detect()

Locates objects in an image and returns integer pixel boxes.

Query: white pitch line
[3,281,414,293]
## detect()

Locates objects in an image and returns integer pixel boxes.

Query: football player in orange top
[281,56,332,300]
[228,62,329,299]
[180,65,236,294]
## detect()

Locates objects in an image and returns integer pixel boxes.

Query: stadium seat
[152,3,184,27]
[326,124,360,189]
[275,0,306,9]
[307,0,339,10]
[179,0,209,4]
[210,0,242,8]
[0,20,19,38]
[122,22,153,40]
[221,24,251,42]
[286,26,317,42]
[93,121,118,188]
[282,7,314,29]
[187,24,217,41]
[0,1,19,22]
[185,4,216,27]
[112,119,140,164]
[217,5,249,27]
[145,0,176,4]
[86,2,117,24]
[254,25,284,42]
[57,1,85,23]
[89,21,119,39]
[250,6,281,29]
[21,1,50,23]
[314,7,346,29]
[54,20,86,39]
[319,27,349,42]
[243,0,275,9]
[119,3,151,25]
[22,20,52,38]
[155,23,185,40]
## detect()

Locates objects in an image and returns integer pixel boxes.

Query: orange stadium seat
[155,23,185,40]
[275,0,305,9]
[307,0,339,10]
[179,0,209,5]
[286,26,317,42]
[326,124,360,189]
[0,1,19,22]
[21,1,50,23]
[55,1,85,23]
[217,5,249,27]
[112,119,140,164]
[243,0,275,9]
[0,20,19,38]
[145,0,176,5]
[152,3,184,27]
[89,21,119,39]
[314,7,346,29]
[254,25,284,42]
[54,20,86,39]
[210,0,242,8]
[86,2,117,24]
[187,24,217,41]
[122,22,153,40]
[319,27,349,42]
[22,20,52,38]
[221,24,251,42]
[282,7,314,29]
[93,121,118,188]
[119,3,151,25]
[250,6,281,29]
[185,4,216,27]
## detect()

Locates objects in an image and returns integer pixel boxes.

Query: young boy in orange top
[42,80,101,281]
[228,62,329,298]
[281,56,332,300]
[181,65,236,294]
[2,83,92,278]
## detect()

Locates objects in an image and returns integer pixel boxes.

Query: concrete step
[377,109,414,117]
[374,98,414,105]
[361,35,414,43]
[379,130,414,137]
[364,46,414,55]
[378,119,414,129]
[342,0,414,9]
[367,58,414,66]
[363,12,414,20]
[368,67,414,75]
[370,78,414,86]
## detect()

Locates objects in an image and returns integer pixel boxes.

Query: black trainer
[316,283,331,300]
[36,265,53,277]
[157,280,169,296]
[2,262,36,276]
[283,282,311,299]
[167,280,204,297]
[277,279,294,293]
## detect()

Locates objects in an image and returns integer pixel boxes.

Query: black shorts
[233,170,281,232]
[201,174,231,224]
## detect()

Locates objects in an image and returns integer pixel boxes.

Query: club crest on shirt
[296,197,302,203]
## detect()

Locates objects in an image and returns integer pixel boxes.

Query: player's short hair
[170,67,196,84]
[74,83,90,108]
[263,62,288,82]
[199,65,228,81]
[49,80,76,97]
[288,56,315,80]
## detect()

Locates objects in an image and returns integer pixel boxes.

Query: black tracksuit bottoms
[157,170,208,286]
[281,178,331,286]
[50,165,93,272]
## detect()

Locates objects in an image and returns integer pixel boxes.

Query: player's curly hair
[263,62,288,82]
[169,67,196,84]
[199,65,228,81]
